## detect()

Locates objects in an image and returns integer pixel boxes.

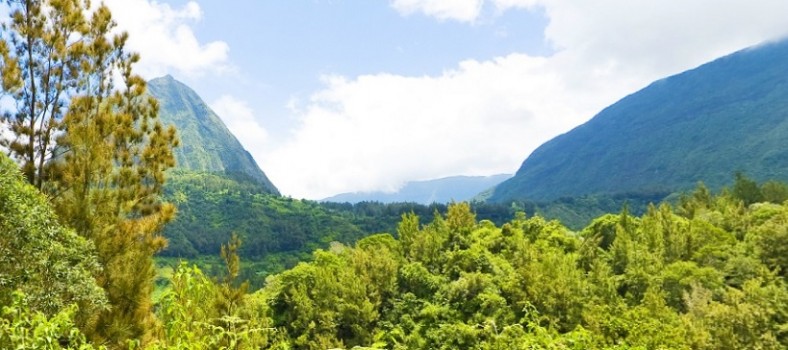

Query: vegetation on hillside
[6,160,788,348]
[491,39,788,203]
[148,76,279,195]
[0,155,106,320]
[160,171,667,288]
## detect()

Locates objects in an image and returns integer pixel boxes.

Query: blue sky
[101,0,788,199]
[135,0,551,140]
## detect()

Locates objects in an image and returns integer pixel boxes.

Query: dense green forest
[162,171,668,261]
[159,170,669,288]
[159,171,449,286]
[258,186,788,349]
[4,153,788,348]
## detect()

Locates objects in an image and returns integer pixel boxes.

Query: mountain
[323,174,512,204]
[488,39,788,203]
[148,75,279,194]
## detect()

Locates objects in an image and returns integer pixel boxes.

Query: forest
[3,152,788,348]
[159,171,669,289]
[1,0,786,349]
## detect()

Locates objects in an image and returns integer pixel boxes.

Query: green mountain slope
[161,171,365,258]
[148,75,279,194]
[489,39,788,203]
[160,171,508,259]
[159,171,485,287]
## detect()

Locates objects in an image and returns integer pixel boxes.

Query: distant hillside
[160,171,519,287]
[323,174,511,204]
[161,171,364,259]
[148,75,279,194]
[489,39,788,203]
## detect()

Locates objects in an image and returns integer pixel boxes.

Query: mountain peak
[148,76,280,195]
[150,74,178,86]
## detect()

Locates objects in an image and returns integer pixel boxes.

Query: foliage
[161,170,668,290]
[1,0,84,188]
[0,292,102,350]
[257,192,787,349]
[152,261,276,349]
[4,155,788,349]
[2,1,784,349]
[161,171,366,260]
[1,0,178,346]
[0,154,106,319]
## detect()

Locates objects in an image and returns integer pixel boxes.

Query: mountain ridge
[488,39,788,203]
[148,75,279,195]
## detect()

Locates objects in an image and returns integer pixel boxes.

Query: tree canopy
[256,195,787,349]
[0,153,105,318]
[1,0,178,346]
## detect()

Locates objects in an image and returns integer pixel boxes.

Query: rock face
[148,75,279,195]
[489,39,788,203]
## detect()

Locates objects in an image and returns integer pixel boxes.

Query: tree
[0,292,101,350]
[732,172,763,206]
[1,0,178,346]
[1,0,85,188]
[397,212,420,259]
[215,233,250,318]
[761,180,788,204]
[0,153,106,319]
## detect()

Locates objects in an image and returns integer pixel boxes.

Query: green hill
[161,171,372,259]
[148,75,279,194]
[489,39,788,203]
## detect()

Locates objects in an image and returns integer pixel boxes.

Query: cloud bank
[266,54,619,199]
[266,1,788,199]
[103,0,230,78]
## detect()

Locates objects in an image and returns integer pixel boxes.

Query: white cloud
[390,0,484,22]
[267,1,788,199]
[495,0,788,75]
[102,0,230,78]
[210,95,269,156]
[266,54,628,199]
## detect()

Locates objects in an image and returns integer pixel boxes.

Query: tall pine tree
[1,0,178,346]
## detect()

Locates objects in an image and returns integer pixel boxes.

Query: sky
[97,0,788,199]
